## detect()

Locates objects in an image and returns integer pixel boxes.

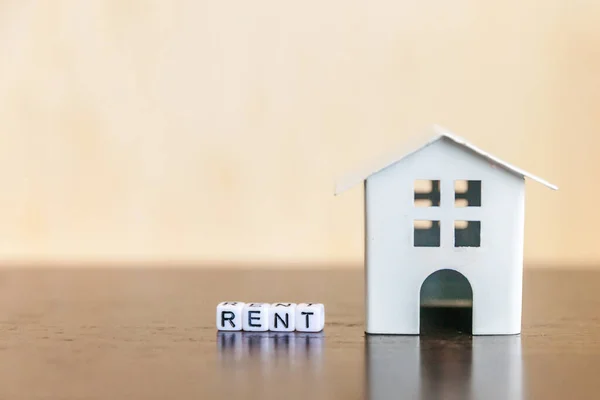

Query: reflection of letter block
[242,303,270,331]
[269,303,297,332]
[216,302,245,331]
[296,303,325,332]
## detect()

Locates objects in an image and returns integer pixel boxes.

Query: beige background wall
[0,1,598,267]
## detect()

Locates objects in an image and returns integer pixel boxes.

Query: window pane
[454,180,481,207]
[454,221,481,247]
[414,220,440,247]
[414,180,440,207]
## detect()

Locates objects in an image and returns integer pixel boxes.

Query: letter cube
[295,303,325,332]
[216,301,245,331]
[269,303,297,332]
[242,303,270,331]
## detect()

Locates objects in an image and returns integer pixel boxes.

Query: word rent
[216,302,325,332]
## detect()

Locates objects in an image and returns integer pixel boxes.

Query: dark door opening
[420,269,473,336]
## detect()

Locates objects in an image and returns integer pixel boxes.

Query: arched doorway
[420,269,473,335]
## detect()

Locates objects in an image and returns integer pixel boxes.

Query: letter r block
[216,302,245,331]
[295,303,325,332]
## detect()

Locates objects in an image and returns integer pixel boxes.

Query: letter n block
[269,303,297,332]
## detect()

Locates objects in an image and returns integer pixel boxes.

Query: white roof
[335,125,558,195]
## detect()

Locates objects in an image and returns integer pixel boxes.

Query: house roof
[335,125,558,195]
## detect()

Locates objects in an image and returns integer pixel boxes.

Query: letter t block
[295,303,325,332]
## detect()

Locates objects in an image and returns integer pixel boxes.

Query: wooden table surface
[0,268,598,400]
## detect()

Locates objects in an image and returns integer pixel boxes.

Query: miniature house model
[336,127,557,335]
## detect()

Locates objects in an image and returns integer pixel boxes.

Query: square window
[455,180,481,207]
[454,220,481,247]
[414,220,440,247]
[414,180,440,207]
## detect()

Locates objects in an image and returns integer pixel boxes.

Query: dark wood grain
[0,268,598,399]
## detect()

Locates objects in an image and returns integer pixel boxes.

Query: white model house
[336,127,557,335]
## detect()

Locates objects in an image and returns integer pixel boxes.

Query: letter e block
[242,303,270,332]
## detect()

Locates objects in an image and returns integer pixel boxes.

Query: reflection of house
[336,127,557,334]
[365,336,523,400]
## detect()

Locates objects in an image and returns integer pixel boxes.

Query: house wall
[365,138,525,334]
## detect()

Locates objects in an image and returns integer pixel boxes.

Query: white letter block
[269,303,297,332]
[216,302,245,331]
[296,303,325,332]
[242,303,270,331]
